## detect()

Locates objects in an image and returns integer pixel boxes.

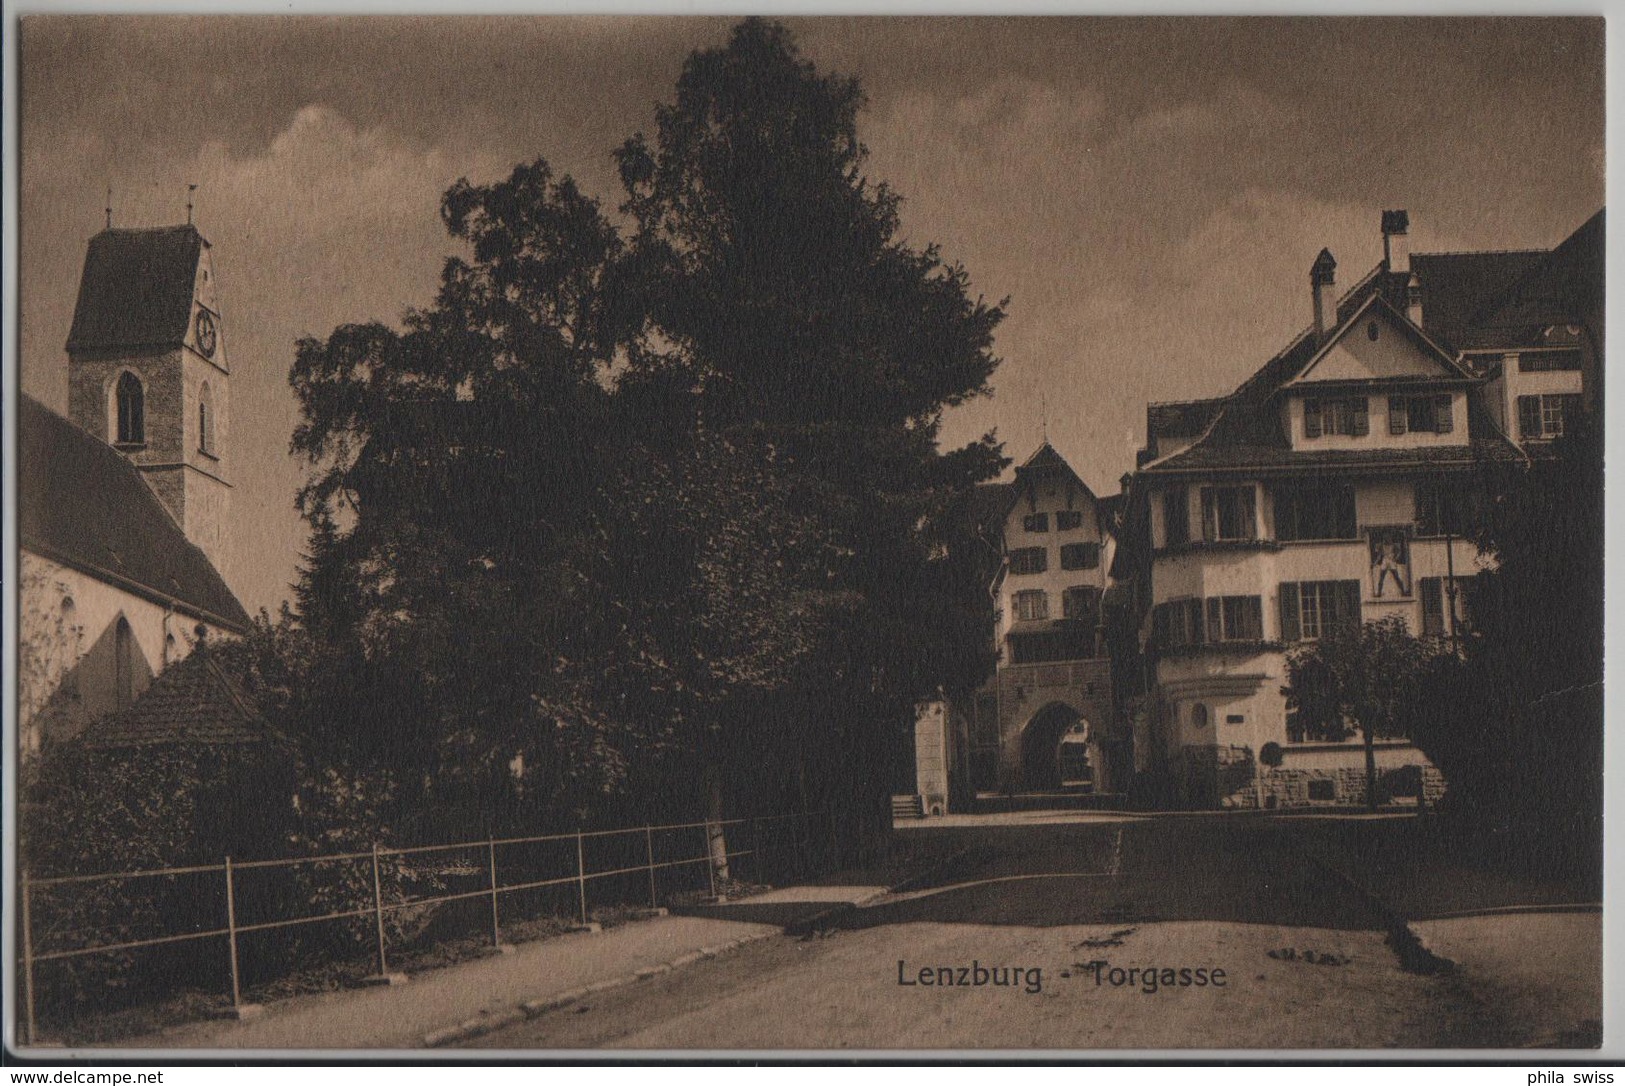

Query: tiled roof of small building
[1147,398,1225,439]
[82,647,285,751]
[66,225,204,353]
[19,395,251,631]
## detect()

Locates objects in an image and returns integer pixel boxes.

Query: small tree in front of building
[1284,616,1443,809]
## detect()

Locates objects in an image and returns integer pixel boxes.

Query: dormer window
[1303,397,1368,438]
[1389,394,1453,436]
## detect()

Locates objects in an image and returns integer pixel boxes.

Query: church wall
[18,552,232,757]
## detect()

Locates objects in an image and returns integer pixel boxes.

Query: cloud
[21,104,509,613]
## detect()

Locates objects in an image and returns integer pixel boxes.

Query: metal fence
[18,808,836,1045]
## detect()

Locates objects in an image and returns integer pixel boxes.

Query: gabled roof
[82,646,285,751]
[1452,209,1605,349]
[1410,248,1549,352]
[1139,260,1522,476]
[1010,441,1097,507]
[19,395,251,631]
[1286,292,1475,386]
[66,225,203,354]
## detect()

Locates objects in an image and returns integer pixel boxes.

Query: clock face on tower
[195,309,218,358]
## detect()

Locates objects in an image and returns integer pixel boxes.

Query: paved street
[464,813,1601,1051]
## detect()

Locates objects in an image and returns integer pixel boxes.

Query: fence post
[644,826,657,908]
[703,825,717,899]
[21,869,36,1047]
[224,857,243,1010]
[370,843,388,976]
[575,832,588,925]
[487,838,501,948]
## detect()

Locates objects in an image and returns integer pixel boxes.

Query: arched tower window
[115,372,145,445]
[198,381,215,456]
[114,617,135,710]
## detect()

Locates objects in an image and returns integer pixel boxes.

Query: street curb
[782,846,974,936]
[1292,842,1454,976]
[418,849,971,1047]
[419,930,779,1047]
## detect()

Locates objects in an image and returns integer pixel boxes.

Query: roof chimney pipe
[1310,248,1337,344]
[1382,209,1411,275]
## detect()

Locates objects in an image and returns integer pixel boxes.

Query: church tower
[66,224,232,574]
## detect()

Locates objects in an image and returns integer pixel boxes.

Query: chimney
[1310,248,1337,344]
[1381,209,1411,275]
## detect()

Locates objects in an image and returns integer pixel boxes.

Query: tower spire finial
[186,183,197,225]
[105,186,112,230]
[1040,391,1050,444]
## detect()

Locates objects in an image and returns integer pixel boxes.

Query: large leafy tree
[1410,413,1604,850]
[288,162,636,830]
[284,20,1009,835]
[612,19,1008,821]
[1285,616,1445,810]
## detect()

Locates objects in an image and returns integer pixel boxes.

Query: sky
[16,15,1605,615]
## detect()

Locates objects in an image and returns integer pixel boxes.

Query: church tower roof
[66,224,206,354]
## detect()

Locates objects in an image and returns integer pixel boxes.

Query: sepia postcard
[4,11,1611,1063]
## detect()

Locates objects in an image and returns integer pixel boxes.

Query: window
[1415,480,1469,537]
[114,617,135,710]
[1226,714,1245,725]
[1390,394,1454,436]
[1163,487,1190,547]
[198,381,215,456]
[1062,585,1100,627]
[1304,397,1368,438]
[1205,595,1264,642]
[1012,590,1048,622]
[1023,512,1049,533]
[1420,576,1474,638]
[1055,510,1083,531]
[1152,598,1205,650]
[1273,484,1357,541]
[1518,394,1583,440]
[1200,485,1256,542]
[1191,704,1209,729]
[1517,350,1582,373]
[1060,542,1100,570]
[115,372,145,445]
[1009,547,1047,575]
[1279,581,1361,641]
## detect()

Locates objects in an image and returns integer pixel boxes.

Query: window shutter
[1420,578,1443,637]
[1239,486,1257,540]
[1241,596,1263,640]
[1389,396,1407,435]
[1338,580,1362,630]
[1205,598,1223,643]
[1351,398,1369,436]
[1279,584,1300,642]
[1200,488,1217,542]
[1304,400,1322,439]
[1434,394,1453,434]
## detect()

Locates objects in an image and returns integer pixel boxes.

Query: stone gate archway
[1020,702,1093,792]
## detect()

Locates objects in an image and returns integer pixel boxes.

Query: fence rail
[18,807,838,1046]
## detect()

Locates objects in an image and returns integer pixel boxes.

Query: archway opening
[1020,703,1091,792]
